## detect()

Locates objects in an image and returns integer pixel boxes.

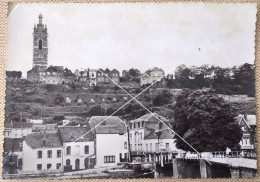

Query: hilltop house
[88,116,128,167]
[140,67,165,86]
[236,114,256,151]
[59,127,95,171]
[22,132,63,173]
[4,122,33,138]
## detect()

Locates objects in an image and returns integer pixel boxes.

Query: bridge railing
[181,151,257,160]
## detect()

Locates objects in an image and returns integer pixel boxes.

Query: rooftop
[59,126,94,142]
[89,116,127,134]
[25,132,62,149]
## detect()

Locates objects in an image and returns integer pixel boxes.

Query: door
[84,158,89,169]
[75,159,80,170]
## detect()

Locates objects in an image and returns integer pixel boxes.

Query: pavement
[209,158,257,169]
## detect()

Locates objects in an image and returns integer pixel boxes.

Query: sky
[6,3,257,78]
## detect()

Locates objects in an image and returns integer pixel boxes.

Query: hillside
[5,82,256,125]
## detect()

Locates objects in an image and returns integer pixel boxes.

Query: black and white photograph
[3,2,257,179]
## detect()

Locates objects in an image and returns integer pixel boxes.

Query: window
[85,145,89,154]
[130,133,132,140]
[56,163,61,169]
[140,133,142,140]
[137,122,140,128]
[141,121,144,127]
[146,144,148,152]
[150,143,152,152]
[66,146,71,155]
[75,145,80,155]
[134,123,136,128]
[38,39,43,50]
[66,159,70,166]
[47,150,52,158]
[37,151,42,159]
[57,150,61,158]
[104,156,115,163]
[166,143,169,150]
[90,158,95,164]
[124,142,127,149]
[37,164,42,170]
[47,164,52,170]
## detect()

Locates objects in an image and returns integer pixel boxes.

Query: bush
[34,97,46,104]
[45,84,55,92]
[54,96,65,105]
[53,115,65,121]
[93,86,101,92]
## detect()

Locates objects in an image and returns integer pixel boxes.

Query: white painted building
[89,116,129,167]
[22,132,63,173]
[4,122,33,138]
[58,127,95,171]
[129,113,177,154]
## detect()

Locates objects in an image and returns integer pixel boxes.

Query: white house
[22,131,63,173]
[4,122,33,138]
[89,69,97,86]
[88,116,129,167]
[58,127,95,171]
[129,113,177,154]
[236,114,256,151]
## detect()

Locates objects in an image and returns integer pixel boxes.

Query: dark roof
[89,116,127,134]
[111,69,119,73]
[3,138,23,153]
[25,132,62,149]
[4,122,33,129]
[144,122,174,140]
[46,65,64,72]
[104,68,110,73]
[59,126,94,142]
[64,68,76,77]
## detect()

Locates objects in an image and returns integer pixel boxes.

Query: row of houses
[27,66,120,86]
[3,114,256,174]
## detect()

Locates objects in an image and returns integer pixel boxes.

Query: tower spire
[38,13,43,24]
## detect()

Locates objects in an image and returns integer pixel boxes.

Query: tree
[153,90,173,106]
[233,63,255,97]
[128,68,141,78]
[172,90,242,152]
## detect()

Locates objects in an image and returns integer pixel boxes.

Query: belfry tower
[33,13,48,71]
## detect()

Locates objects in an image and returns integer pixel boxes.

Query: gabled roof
[110,69,119,73]
[3,138,23,153]
[4,122,33,129]
[64,68,76,77]
[131,113,173,140]
[25,132,62,149]
[89,116,127,134]
[46,65,64,72]
[236,114,256,128]
[58,126,94,142]
[104,68,110,73]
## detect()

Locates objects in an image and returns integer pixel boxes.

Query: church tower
[33,13,48,71]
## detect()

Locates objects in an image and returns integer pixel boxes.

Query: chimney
[43,132,46,148]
